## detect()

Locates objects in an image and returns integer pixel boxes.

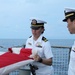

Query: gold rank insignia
[36,42,42,48]
[42,36,48,42]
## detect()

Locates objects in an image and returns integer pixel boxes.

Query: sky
[0,0,75,39]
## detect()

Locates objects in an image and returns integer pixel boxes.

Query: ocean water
[0,39,26,52]
[0,39,75,75]
[0,39,74,51]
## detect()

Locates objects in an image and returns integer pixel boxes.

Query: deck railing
[8,45,72,75]
[51,46,71,75]
[51,46,71,62]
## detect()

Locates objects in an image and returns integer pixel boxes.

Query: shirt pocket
[36,47,44,57]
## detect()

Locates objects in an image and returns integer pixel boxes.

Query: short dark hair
[41,26,45,34]
[69,16,75,22]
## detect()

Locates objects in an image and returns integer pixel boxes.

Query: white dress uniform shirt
[68,41,75,75]
[25,35,54,75]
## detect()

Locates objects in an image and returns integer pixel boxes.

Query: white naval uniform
[25,35,54,75]
[68,41,75,75]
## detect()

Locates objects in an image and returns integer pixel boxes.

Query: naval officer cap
[63,8,75,22]
[30,19,47,30]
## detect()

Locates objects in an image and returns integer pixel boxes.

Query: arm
[41,58,53,65]
[33,54,53,66]
[33,41,53,66]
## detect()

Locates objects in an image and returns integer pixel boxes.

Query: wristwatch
[38,58,43,63]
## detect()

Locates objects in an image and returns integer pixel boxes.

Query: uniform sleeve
[44,41,53,59]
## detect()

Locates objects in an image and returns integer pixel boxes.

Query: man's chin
[70,32,74,34]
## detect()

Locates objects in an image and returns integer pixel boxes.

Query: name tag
[36,42,42,48]
[37,45,42,48]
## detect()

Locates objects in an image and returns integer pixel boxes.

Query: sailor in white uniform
[63,8,75,75]
[25,19,54,75]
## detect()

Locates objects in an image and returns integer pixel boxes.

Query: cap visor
[31,26,40,30]
[63,18,67,22]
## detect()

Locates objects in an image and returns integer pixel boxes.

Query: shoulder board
[42,36,48,42]
[29,36,32,38]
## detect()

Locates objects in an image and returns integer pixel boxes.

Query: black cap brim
[63,18,67,22]
[30,26,40,30]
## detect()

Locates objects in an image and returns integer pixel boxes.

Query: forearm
[41,58,53,66]
[33,54,53,66]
